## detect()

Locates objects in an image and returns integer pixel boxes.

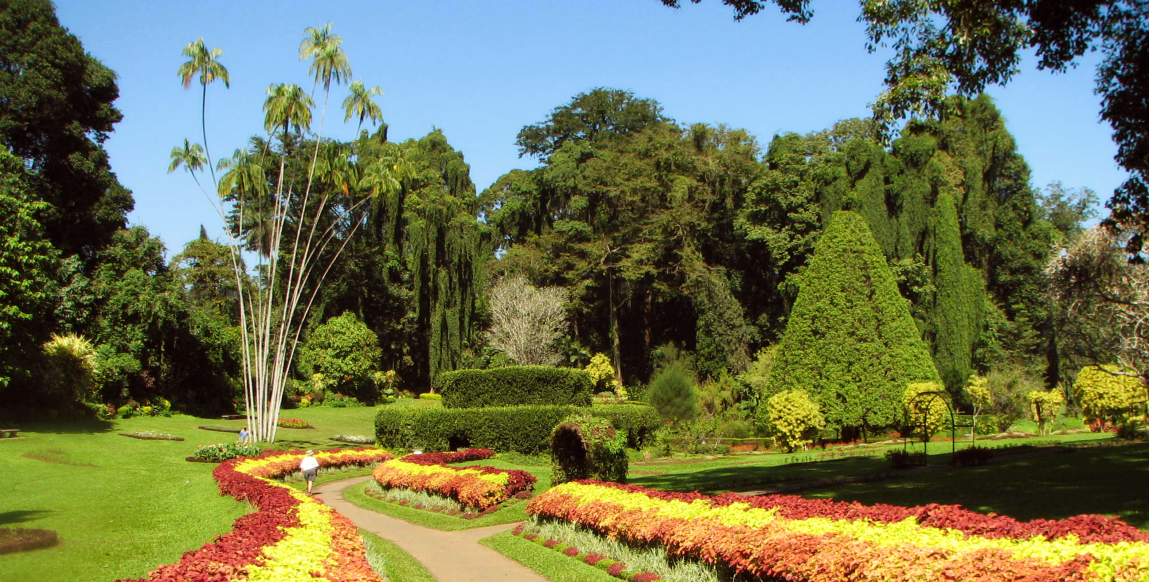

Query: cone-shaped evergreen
[930,192,985,395]
[767,211,940,430]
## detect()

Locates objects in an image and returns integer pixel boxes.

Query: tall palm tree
[343,80,385,134]
[177,38,229,184]
[263,83,313,143]
[299,22,351,96]
[167,139,208,189]
[218,148,275,257]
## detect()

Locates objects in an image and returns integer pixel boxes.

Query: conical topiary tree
[766,210,940,434]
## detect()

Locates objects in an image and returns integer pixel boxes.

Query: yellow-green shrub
[764,390,825,452]
[903,382,948,439]
[1029,390,1064,435]
[1074,364,1147,428]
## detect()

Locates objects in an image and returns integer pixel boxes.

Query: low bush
[953,446,995,466]
[192,443,263,462]
[418,392,441,401]
[331,434,376,445]
[551,414,628,485]
[885,449,927,469]
[375,404,661,454]
[435,366,592,409]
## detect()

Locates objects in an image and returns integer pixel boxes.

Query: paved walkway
[314,476,548,582]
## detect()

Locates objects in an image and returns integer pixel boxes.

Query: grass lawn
[0,406,389,582]
[629,430,1115,493]
[803,441,1149,528]
[480,531,618,582]
[360,529,436,582]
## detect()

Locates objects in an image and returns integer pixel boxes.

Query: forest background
[0,0,1141,438]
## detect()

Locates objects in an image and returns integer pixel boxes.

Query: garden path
[314,476,548,582]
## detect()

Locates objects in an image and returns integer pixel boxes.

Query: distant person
[238,427,250,445]
[300,450,320,495]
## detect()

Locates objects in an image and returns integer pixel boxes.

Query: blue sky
[54,0,1123,255]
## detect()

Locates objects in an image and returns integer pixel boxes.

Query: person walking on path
[300,450,320,495]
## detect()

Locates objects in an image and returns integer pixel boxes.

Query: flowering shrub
[528,480,1149,582]
[121,448,392,582]
[277,417,312,428]
[372,448,534,509]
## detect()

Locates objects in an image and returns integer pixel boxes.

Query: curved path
[314,476,548,582]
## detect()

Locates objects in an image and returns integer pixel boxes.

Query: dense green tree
[0,150,55,387]
[0,0,133,256]
[486,90,761,383]
[766,211,940,432]
[298,311,381,399]
[929,192,985,396]
[662,0,1149,256]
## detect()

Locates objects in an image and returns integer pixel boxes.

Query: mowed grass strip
[0,405,383,582]
[359,529,436,582]
[479,531,618,582]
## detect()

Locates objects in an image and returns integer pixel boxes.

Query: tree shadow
[16,420,115,435]
[805,442,1149,528]
[0,509,53,526]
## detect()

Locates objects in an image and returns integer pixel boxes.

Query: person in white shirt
[300,450,320,495]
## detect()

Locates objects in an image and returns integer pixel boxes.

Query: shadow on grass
[804,442,1149,528]
[0,510,53,526]
[16,420,115,435]
[631,456,889,493]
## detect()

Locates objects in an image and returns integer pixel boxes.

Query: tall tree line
[486,89,1083,399]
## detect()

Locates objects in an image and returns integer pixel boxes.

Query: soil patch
[21,450,96,467]
[0,527,58,554]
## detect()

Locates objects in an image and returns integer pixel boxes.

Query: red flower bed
[400,448,495,465]
[120,448,391,582]
[581,480,1149,544]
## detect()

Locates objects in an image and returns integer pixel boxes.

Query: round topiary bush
[550,413,628,485]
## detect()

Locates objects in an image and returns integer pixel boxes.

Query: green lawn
[629,430,1115,493]
[0,406,389,582]
[803,441,1149,528]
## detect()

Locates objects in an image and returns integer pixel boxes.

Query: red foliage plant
[118,448,391,582]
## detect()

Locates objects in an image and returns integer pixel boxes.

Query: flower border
[120,447,393,582]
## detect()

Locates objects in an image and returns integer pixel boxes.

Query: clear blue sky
[54,0,1124,255]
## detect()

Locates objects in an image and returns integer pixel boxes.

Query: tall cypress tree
[929,191,985,396]
[766,211,940,431]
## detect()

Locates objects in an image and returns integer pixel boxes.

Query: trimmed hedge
[375,404,662,454]
[435,366,593,409]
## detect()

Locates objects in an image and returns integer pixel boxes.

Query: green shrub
[1074,364,1148,428]
[591,403,662,449]
[885,449,926,469]
[298,311,382,401]
[192,443,262,462]
[551,413,628,485]
[645,361,697,422]
[374,403,660,454]
[952,446,994,466]
[418,392,441,401]
[435,366,592,408]
[763,390,825,452]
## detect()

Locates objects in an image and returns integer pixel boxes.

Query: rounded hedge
[374,403,661,454]
[435,366,593,408]
[551,413,628,485]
